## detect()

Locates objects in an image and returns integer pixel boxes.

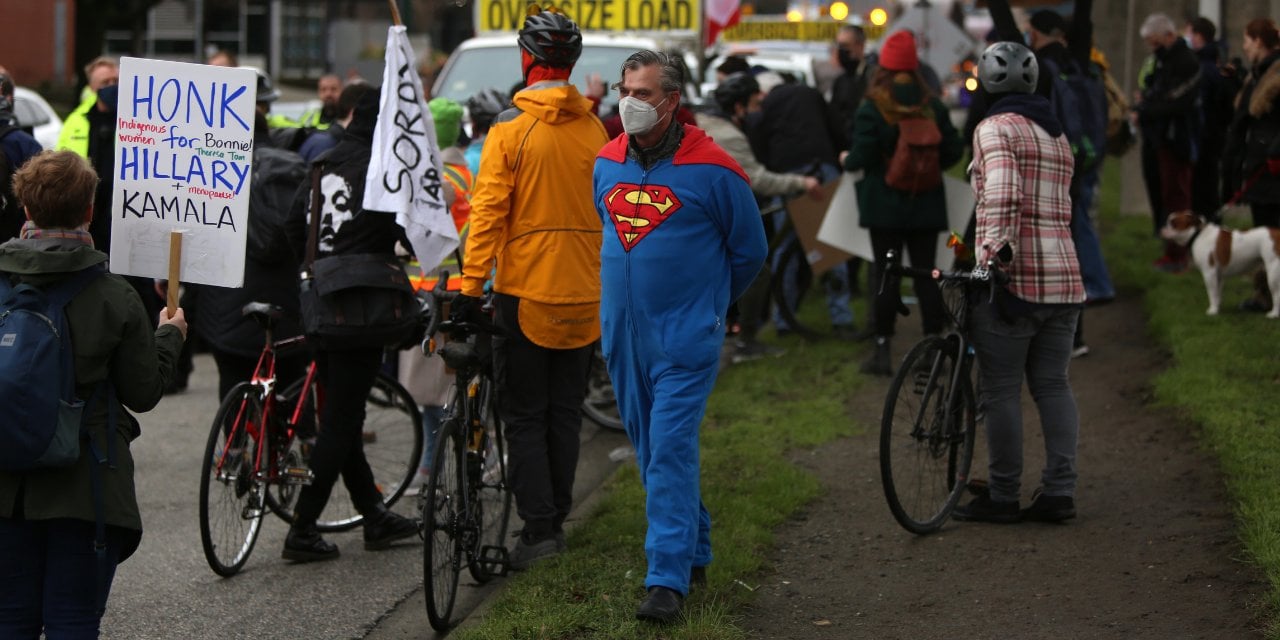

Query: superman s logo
[604,183,684,251]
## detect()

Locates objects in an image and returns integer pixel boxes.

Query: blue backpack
[0,265,104,470]
[1042,56,1108,175]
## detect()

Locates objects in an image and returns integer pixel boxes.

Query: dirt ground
[739,294,1269,639]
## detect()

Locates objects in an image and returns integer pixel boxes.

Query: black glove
[449,293,483,325]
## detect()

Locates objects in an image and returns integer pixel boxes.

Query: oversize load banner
[110,57,255,288]
[477,0,699,32]
[364,25,458,273]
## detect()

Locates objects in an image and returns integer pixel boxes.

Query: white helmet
[977,42,1038,95]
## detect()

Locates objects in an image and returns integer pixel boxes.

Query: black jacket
[829,60,873,152]
[1223,50,1280,204]
[748,82,841,173]
[1137,38,1203,161]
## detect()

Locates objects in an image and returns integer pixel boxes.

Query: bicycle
[415,281,513,632]
[198,303,423,577]
[877,250,1003,535]
[581,341,623,431]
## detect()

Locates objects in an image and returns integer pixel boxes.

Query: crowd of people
[3,3,1280,635]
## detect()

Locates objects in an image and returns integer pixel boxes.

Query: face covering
[95,84,120,112]
[619,96,669,136]
[837,48,859,73]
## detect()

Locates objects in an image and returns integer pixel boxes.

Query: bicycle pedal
[283,466,314,485]
[478,545,510,578]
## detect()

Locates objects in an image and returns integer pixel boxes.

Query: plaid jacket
[971,112,1084,305]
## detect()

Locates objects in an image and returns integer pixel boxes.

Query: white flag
[363,25,458,273]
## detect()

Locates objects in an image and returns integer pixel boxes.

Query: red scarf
[522,50,571,86]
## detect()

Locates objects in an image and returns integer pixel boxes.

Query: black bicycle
[877,250,1002,535]
[415,280,513,632]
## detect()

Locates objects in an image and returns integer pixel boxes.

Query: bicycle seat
[437,341,482,371]
[241,302,285,330]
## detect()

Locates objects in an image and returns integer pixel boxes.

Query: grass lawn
[453,285,871,638]
[1096,162,1280,636]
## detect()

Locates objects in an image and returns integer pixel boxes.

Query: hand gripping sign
[110,57,257,291]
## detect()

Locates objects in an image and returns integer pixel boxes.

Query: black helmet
[467,87,509,130]
[977,42,1038,95]
[518,8,582,67]
[713,72,760,114]
[255,70,280,103]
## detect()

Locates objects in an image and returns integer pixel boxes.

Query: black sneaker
[363,509,420,550]
[508,531,559,571]
[689,566,707,591]
[1022,490,1076,523]
[282,525,340,562]
[952,493,1021,524]
[730,339,786,364]
[636,586,683,624]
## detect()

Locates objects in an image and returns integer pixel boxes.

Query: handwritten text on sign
[476,0,698,32]
[110,58,256,288]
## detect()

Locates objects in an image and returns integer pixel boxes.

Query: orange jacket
[462,82,608,305]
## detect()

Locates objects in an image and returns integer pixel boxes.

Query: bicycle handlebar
[877,250,1009,317]
[417,270,503,355]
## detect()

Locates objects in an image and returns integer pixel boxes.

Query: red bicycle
[198,303,423,576]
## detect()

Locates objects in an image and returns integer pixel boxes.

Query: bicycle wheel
[199,383,267,577]
[423,419,467,632]
[581,342,624,431]
[274,371,423,532]
[879,335,977,534]
[469,379,513,583]
[770,239,819,339]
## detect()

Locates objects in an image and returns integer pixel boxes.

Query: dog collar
[1187,221,1206,248]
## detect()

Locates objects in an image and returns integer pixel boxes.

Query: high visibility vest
[408,161,474,293]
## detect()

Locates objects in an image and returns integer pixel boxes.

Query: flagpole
[387,0,403,26]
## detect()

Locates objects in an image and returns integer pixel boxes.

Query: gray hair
[1140,13,1177,38]
[618,50,684,93]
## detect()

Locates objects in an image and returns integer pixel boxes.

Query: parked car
[13,87,63,149]
[432,33,700,122]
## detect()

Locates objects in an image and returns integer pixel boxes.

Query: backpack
[247,146,307,265]
[1042,56,1108,174]
[0,124,23,242]
[884,114,943,194]
[0,265,105,470]
[1098,63,1135,156]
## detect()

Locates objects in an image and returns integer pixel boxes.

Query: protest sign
[109,57,257,288]
[784,179,852,276]
[364,25,459,273]
[818,173,974,270]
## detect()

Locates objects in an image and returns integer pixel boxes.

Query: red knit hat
[879,31,919,72]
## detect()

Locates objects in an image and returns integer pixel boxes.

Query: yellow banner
[721,20,842,42]
[476,0,700,32]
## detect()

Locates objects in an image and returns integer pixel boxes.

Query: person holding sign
[280,90,420,562]
[452,6,608,571]
[0,150,187,636]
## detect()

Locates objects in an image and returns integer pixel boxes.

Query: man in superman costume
[593,50,768,624]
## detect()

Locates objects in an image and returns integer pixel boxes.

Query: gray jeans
[970,300,1081,504]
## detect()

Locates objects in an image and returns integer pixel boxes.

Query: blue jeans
[419,405,444,471]
[970,301,1081,503]
[0,518,124,639]
[1072,172,1116,302]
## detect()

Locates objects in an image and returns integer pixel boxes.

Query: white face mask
[618,96,669,136]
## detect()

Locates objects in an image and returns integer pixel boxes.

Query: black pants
[870,229,945,337]
[292,348,385,524]
[492,294,592,538]
[1251,202,1280,228]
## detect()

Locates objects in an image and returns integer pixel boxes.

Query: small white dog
[1159,211,1280,318]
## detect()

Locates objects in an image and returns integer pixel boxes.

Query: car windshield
[434,43,643,115]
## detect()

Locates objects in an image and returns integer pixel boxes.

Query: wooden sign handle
[388,0,403,26]
[167,231,182,319]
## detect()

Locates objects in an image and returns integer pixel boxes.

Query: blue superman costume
[593,124,768,596]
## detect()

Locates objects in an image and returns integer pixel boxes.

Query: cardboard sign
[364,25,459,274]
[818,173,975,270]
[110,57,256,288]
[784,178,852,276]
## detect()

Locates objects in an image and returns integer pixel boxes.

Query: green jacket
[842,94,963,231]
[56,93,97,157]
[0,239,184,556]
